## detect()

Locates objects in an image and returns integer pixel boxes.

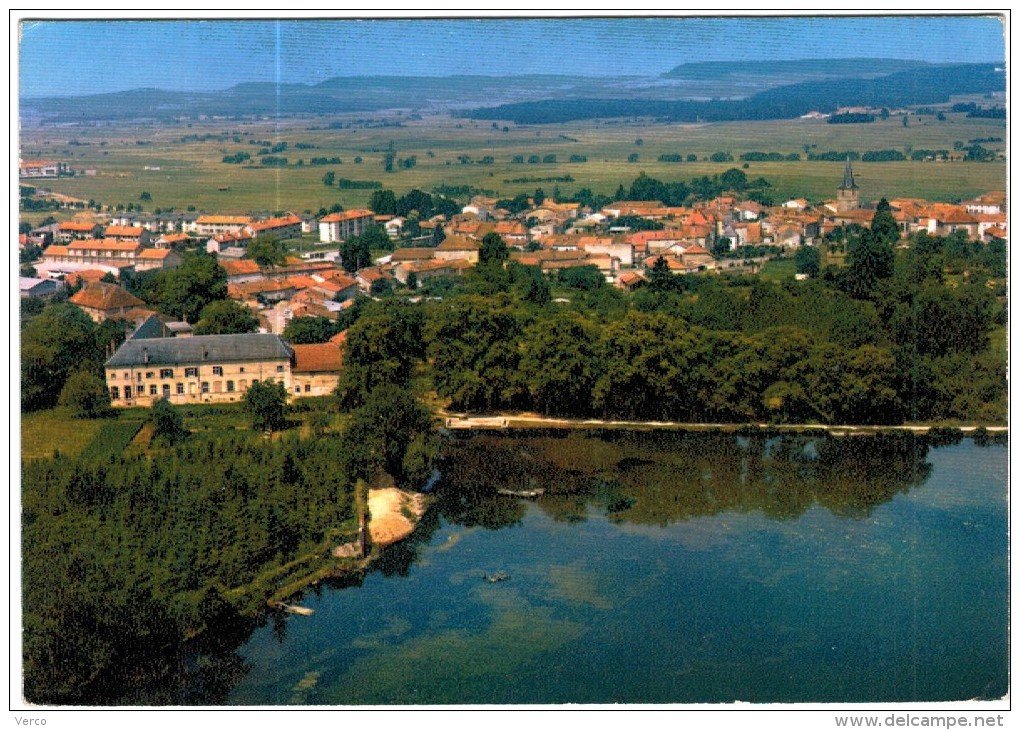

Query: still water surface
[226,432,1008,705]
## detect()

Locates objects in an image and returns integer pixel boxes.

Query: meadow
[20,105,1006,222]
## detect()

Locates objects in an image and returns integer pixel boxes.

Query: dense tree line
[22,433,358,704]
[348,220,1003,425]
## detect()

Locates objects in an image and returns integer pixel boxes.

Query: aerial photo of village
[14,12,1010,721]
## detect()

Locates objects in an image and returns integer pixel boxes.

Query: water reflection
[438,430,935,528]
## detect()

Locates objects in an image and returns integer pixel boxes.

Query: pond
[224,430,1008,705]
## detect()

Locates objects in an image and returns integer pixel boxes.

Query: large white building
[318,209,374,243]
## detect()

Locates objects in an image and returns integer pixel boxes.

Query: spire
[840,156,857,190]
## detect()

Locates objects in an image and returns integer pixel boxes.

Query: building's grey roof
[106,333,292,368]
[129,314,171,340]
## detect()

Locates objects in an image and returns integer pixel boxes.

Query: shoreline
[441,413,1008,436]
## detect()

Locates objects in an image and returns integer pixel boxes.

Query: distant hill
[19,63,1004,126]
[461,63,1005,124]
[662,58,930,79]
[19,75,620,125]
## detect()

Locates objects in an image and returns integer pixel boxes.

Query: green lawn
[21,408,111,461]
[758,258,797,281]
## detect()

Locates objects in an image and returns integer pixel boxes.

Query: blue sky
[17,14,1007,98]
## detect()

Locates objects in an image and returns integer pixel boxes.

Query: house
[964,192,1006,216]
[194,215,253,237]
[45,239,140,270]
[313,270,359,302]
[154,232,193,249]
[318,209,374,243]
[56,221,102,243]
[248,214,303,240]
[615,271,647,292]
[104,332,296,407]
[391,247,437,265]
[104,225,151,245]
[69,281,147,322]
[578,236,634,267]
[395,258,473,286]
[356,266,396,293]
[19,159,66,178]
[220,259,263,284]
[434,236,481,264]
[290,342,344,397]
[135,248,183,271]
[206,231,255,253]
[19,277,62,299]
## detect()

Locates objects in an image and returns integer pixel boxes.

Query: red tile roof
[104,225,146,237]
[320,209,374,223]
[291,343,343,373]
[69,282,145,310]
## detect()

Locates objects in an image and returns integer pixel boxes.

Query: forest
[335,204,1006,426]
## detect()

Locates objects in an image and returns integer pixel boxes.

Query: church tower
[836,156,860,213]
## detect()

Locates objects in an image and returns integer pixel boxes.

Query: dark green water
[225,431,1008,705]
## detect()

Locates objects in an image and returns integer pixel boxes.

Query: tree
[22,303,102,412]
[245,237,288,268]
[192,299,259,335]
[150,399,188,446]
[479,232,509,266]
[58,371,110,419]
[794,245,821,277]
[368,189,398,215]
[139,191,152,202]
[342,385,438,487]
[339,234,372,273]
[283,316,341,344]
[243,380,288,432]
[322,171,335,187]
[152,251,228,323]
[648,256,682,293]
[842,229,895,299]
[558,265,604,291]
[870,199,901,246]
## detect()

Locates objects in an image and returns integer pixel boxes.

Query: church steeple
[840,156,857,190]
[836,156,860,212]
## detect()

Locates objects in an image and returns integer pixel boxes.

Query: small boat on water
[484,571,510,583]
[496,488,545,498]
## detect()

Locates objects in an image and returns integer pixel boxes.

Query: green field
[20,107,1006,222]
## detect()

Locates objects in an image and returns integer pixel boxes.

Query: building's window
[185,367,198,377]
[176,383,184,395]
[305,384,311,393]
[110,372,117,380]
[137,373,143,382]
[110,387,120,400]
[226,381,235,393]
[146,371,155,379]
[162,384,171,398]
[124,386,132,399]
[239,367,245,373]
[295,386,301,394]
[276,365,284,373]
[201,382,209,394]
[149,385,158,396]
[212,366,223,376]
[160,368,173,379]
[123,371,130,380]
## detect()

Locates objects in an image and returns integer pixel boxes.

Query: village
[18,154,1007,412]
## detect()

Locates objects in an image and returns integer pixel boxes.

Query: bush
[58,371,111,419]
[150,399,188,446]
